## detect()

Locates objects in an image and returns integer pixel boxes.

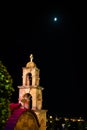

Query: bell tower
[22,54,40,87]
[18,54,47,130]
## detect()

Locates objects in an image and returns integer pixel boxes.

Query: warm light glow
[50,116,52,118]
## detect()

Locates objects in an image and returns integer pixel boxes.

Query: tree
[0,61,15,130]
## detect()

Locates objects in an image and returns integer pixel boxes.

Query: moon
[54,17,57,22]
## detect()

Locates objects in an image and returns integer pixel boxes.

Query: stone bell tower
[18,54,47,130]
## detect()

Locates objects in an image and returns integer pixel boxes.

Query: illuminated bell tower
[23,54,40,87]
[18,54,47,130]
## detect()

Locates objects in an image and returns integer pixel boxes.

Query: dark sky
[0,1,87,117]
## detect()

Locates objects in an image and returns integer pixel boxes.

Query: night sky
[0,1,86,117]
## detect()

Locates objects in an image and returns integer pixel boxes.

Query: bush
[0,61,15,130]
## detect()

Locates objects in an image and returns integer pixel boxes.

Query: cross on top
[30,54,33,62]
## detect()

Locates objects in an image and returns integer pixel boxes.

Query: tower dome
[26,54,36,68]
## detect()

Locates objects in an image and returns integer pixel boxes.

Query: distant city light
[62,123,65,128]
[49,116,52,118]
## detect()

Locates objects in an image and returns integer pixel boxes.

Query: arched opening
[22,93,32,109]
[26,73,32,86]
